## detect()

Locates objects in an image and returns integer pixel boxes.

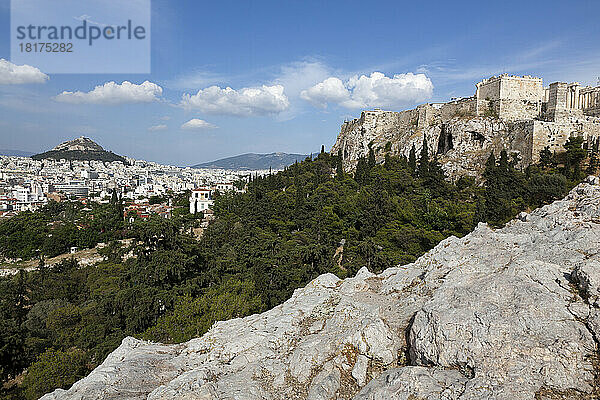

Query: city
[0,151,263,217]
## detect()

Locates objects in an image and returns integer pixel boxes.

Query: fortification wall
[439,98,477,121]
[499,76,543,120]
[530,119,600,163]
[476,77,501,117]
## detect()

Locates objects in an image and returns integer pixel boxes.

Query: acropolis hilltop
[332,74,600,178]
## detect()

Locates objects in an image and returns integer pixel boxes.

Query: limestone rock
[42,180,600,400]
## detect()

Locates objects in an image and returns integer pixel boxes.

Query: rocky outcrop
[42,178,600,400]
[331,110,535,180]
[31,137,127,163]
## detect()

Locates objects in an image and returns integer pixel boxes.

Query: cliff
[331,110,538,180]
[41,176,600,400]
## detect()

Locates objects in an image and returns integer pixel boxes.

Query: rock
[42,181,600,400]
[354,367,468,400]
[351,355,369,387]
[331,112,536,181]
[586,175,600,185]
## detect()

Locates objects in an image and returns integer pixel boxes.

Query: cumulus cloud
[55,80,163,105]
[148,124,168,131]
[300,72,433,109]
[0,59,49,84]
[180,85,289,117]
[275,61,332,98]
[181,119,217,130]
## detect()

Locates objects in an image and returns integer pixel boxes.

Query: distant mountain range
[0,149,34,157]
[192,152,310,170]
[31,137,127,163]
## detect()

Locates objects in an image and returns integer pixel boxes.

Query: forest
[0,137,593,399]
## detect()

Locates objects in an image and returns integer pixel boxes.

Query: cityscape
[1,1,600,399]
[0,150,259,217]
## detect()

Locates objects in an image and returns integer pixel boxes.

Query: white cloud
[274,61,332,98]
[0,59,49,84]
[181,84,289,116]
[300,77,351,108]
[181,119,217,130]
[148,124,168,131]
[55,80,163,105]
[300,72,433,109]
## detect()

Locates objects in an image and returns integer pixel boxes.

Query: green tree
[21,348,88,400]
[563,136,587,179]
[408,143,417,174]
[417,138,429,178]
[539,146,554,169]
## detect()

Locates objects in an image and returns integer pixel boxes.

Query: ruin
[332,74,600,178]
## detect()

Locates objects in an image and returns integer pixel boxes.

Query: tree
[368,146,376,169]
[355,157,368,185]
[539,146,554,169]
[21,348,88,400]
[408,144,417,174]
[564,136,587,179]
[336,150,344,179]
[417,138,429,178]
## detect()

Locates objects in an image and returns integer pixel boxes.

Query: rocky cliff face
[331,110,534,180]
[42,177,600,400]
[52,137,105,152]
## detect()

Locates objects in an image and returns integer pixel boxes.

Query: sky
[0,0,599,166]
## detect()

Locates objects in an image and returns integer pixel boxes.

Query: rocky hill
[331,75,600,180]
[193,152,309,170]
[42,176,600,400]
[32,137,127,163]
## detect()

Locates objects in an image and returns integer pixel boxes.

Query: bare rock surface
[42,180,600,400]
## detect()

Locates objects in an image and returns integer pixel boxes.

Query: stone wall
[439,97,477,121]
[476,75,543,121]
[475,76,502,117]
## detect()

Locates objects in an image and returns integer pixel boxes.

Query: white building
[215,182,234,192]
[189,187,214,214]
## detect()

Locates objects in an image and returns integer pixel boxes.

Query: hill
[192,152,309,170]
[0,149,34,157]
[31,137,127,163]
[40,178,600,400]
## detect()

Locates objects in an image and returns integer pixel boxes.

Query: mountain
[192,152,309,170]
[31,137,127,163]
[0,149,34,157]
[40,177,600,400]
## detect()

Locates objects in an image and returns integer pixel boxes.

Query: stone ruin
[331,74,600,179]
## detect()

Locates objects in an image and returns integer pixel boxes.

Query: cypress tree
[418,137,429,178]
[336,150,344,179]
[408,144,417,173]
[368,146,376,169]
[355,157,368,185]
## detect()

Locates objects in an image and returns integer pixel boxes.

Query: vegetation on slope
[31,150,127,163]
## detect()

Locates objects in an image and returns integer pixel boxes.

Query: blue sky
[0,0,599,166]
